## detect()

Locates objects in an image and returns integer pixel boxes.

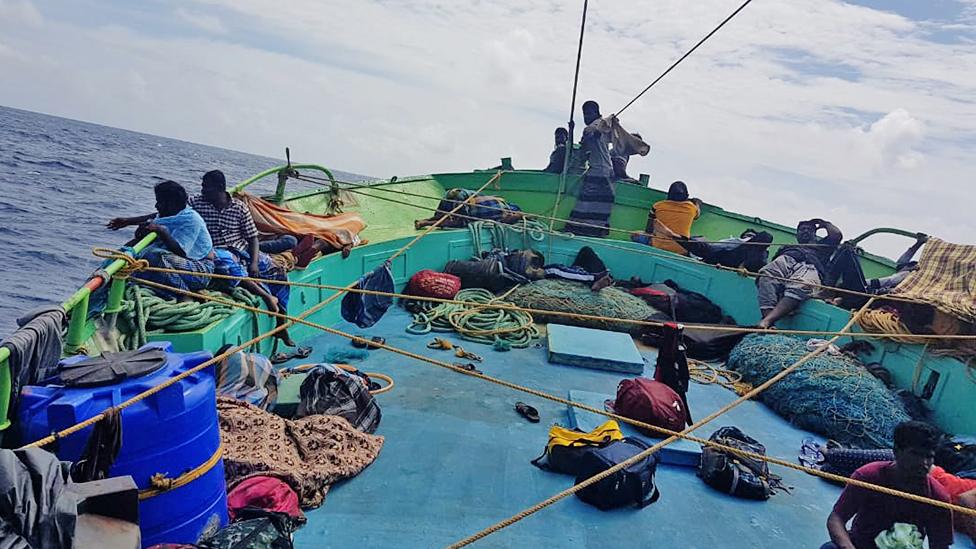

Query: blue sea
[0,105,366,336]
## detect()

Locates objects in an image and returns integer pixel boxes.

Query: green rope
[468,220,547,257]
[117,285,263,349]
[406,288,540,348]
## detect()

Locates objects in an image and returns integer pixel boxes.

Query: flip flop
[515,402,540,423]
[270,345,313,364]
[367,336,385,350]
[351,335,369,349]
[453,362,482,375]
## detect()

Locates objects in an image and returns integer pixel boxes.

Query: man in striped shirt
[189,170,261,277]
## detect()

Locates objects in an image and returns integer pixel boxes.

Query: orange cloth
[930,465,976,500]
[236,192,366,250]
[651,200,699,255]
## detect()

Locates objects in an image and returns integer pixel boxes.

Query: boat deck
[275,307,971,548]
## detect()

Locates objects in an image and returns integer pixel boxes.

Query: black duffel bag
[698,426,784,500]
[573,437,661,511]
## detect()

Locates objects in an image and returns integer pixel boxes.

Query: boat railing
[0,233,158,431]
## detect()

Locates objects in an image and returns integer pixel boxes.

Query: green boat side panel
[547,324,645,374]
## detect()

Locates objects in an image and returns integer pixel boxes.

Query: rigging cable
[616,0,756,116]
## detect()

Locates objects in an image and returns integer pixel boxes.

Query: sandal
[367,336,385,350]
[270,345,312,365]
[453,362,482,375]
[351,335,369,349]
[454,346,483,362]
[515,402,540,423]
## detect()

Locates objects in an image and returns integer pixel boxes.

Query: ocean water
[0,105,366,336]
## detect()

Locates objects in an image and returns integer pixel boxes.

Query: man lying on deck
[824,234,928,309]
[110,180,215,300]
[414,188,523,229]
[756,218,842,329]
[822,421,953,549]
[646,222,774,272]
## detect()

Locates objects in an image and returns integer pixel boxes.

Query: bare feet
[590,275,612,292]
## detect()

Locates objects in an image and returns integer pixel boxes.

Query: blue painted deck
[281,307,973,548]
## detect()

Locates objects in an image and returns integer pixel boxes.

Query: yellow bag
[532,420,624,474]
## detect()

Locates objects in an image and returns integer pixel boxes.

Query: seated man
[756,218,842,329]
[191,170,294,345]
[822,421,953,549]
[630,181,701,255]
[414,188,523,229]
[543,127,569,174]
[110,181,215,299]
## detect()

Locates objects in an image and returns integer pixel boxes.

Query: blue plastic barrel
[18,342,228,547]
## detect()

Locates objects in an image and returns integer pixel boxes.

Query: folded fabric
[227,476,302,522]
[217,397,383,508]
[215,351,279,410]
[237,192,365,250]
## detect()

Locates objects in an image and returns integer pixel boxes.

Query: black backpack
[698,426,785,500]
[573,437,661,511]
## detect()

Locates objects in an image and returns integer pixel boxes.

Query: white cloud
[0,0,42,26]
[174,7,228,35]
[0,0,974,257]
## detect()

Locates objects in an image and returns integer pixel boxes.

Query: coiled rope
[406,288,540,348]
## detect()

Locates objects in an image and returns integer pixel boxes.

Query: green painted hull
[20,166,972,437]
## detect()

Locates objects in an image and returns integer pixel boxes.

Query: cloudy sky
[1,0,974,257]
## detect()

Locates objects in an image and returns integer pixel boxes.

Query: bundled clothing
[425,188,522,228]
[543,246,609,283]
[134,206,215,296]
[217,397,383,509]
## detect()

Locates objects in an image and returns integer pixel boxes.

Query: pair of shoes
[270,345,312,364]
[352,335,386,349]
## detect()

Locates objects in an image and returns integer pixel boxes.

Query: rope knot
[92,247,149,279]
[149,472,176,490]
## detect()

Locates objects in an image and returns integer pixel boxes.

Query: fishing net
[727,333,911,449]
[506,279,667,335]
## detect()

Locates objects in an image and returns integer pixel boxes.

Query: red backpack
[608,378,687,435]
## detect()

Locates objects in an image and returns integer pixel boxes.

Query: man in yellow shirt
[631,181,700,255]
